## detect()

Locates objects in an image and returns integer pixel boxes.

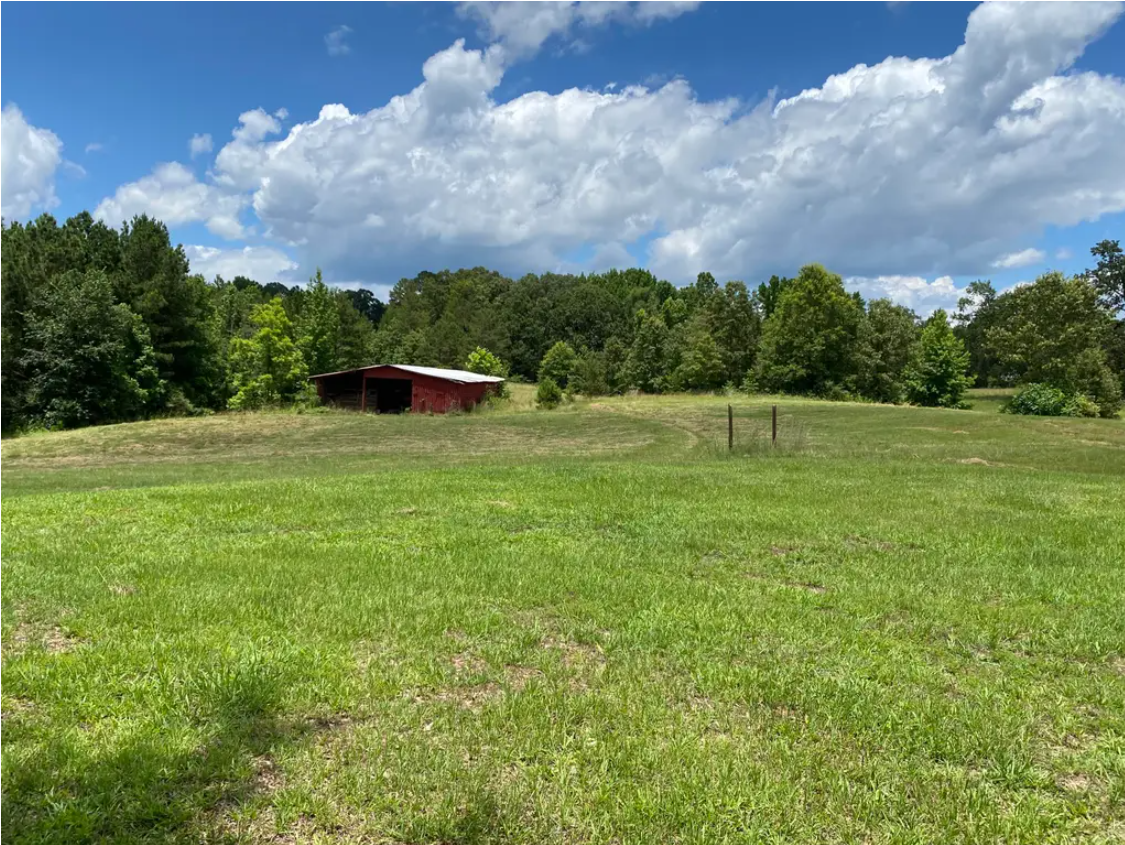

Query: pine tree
[297,269,341,376]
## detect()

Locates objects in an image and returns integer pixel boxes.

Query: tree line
[2,211,1122,433]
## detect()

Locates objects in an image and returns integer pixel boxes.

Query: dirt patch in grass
[956,457,1025,470]
[109,584,137,596]
[2,696,36,721]
[250,754,285,794]
[1057,773,1093,793]
[45,626,78,652]
[504,664,545,691]
[411,683,504,711]
[4,622,82,657]
[451,651,488,675]
[406,650,547,711]
[540,635,606,668]
[787,582,827,594]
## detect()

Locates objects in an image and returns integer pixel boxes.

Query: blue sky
[3,1,1124,311]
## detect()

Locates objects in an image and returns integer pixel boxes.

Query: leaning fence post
[728,404,734,451]
[772,404,778,447]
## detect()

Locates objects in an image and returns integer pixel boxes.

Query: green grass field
[3,389,1124,844]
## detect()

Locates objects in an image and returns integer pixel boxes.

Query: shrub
[1065,348,1122,418]
[536,377,563,409]
[1004,383,1071,417]
[822,383,859,403]
[1062,394,1101,418]
[1004,383,1111,418]
[161,386,208,418]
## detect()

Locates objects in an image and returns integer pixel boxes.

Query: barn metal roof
[308,364,504,384]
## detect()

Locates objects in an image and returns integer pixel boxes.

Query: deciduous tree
[904,310,973,408]
[754,264,864,396]
[855,299,919,404]
[227,298,309,409]
[539,341,578,389]
[19,269,165,428]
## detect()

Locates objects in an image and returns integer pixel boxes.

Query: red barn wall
[359,366,494,413]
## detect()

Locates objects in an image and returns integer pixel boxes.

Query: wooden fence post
[728,404,734,451]
[772,404,778,447]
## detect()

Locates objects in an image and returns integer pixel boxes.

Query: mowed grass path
[3,392,1124,844]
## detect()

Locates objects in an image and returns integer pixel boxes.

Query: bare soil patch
[4,622,82,657]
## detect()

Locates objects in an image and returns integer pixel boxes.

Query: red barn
[308,364,504,414]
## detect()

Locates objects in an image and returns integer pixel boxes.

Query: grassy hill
[3,391,1124,843]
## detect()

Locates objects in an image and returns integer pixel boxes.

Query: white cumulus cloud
[1,104,63,220]
[95,1,1125,297]
[94,162,248,239]
[183,244,299,283]
[189,133,213,158]
[458,1,699,61]
[846,275,968,316]
[992,248,1046,269]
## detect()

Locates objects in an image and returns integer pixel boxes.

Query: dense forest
[2,211,1123,433]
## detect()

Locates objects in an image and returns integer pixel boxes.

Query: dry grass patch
[451,651,488,675]
[2,696,36,722]
[3,622,82,657]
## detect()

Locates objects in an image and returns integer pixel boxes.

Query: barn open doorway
[367,378,412,413]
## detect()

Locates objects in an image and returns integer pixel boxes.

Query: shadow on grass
[2,660,311,844]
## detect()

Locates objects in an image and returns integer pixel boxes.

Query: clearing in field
[3,390,1124,844]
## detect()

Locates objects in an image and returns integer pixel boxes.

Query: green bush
[1062,394,1102,418]
[1004,383,1072,417]
[536,377,563,409]
[1004,383,1111,418]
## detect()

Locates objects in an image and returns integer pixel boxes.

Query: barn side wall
[353,366,495,414]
